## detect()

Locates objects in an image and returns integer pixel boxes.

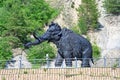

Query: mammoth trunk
[33,30,51,43]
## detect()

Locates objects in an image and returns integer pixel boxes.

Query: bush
[103,0,120,15]
[77,0,99,34]
[92,43,100,58]
[0,0,59,68]
[0,37,13,68]
[0,0,59,45]
[26,42,55,64]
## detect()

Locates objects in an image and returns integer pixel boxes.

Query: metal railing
[0,56,120,69]
[0,55,120,80]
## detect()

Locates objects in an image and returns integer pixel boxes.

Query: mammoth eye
[48,26,56,32]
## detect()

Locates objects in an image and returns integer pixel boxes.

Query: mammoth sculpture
[24,22,94,67]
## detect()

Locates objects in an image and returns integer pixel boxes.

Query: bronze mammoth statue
[24,22,94,67]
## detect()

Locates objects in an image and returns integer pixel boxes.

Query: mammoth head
[33,22,62,42]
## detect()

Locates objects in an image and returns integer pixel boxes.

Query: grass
[32,64,40,69]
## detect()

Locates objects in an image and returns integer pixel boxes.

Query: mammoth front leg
[55,53,63,67]
[65,58,72,67]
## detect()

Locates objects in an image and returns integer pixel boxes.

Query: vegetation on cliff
[77,0,99,34]
[103,0,120,15]
[0,0,58,66]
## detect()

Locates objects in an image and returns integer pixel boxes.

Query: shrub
[71,25,81,34]
[103,0,120,15]
[26,42,55,64]
[0,0,59,68]
[0,37,13,68]
[77,0,99,34]
[0,0,59,45]
[92,43,100,58]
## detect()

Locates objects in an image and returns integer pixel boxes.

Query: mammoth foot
[81,64,91,67]
[55,59,63,67]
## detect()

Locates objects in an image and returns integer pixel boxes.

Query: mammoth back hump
[61,28,91,49]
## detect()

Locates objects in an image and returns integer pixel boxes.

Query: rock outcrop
[89,0,120,58]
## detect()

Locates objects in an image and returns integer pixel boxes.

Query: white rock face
[89,0,120,58]
[46,0,81,27]
[6,48,32,69]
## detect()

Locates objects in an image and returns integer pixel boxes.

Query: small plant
[65,74,80,78]
[112,62,119,68]
[92,43,100,58]
[24,71,28,74]
[71,2,75,8]
[43,68,48,72]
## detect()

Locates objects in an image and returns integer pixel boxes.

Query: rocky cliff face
[91,15,120,58]
[46,0,81,28]
[89,0,120,58]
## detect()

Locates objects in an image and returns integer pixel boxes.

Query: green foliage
[92,43,100,58]
[0,37,13,68]
[71,25,81,34]
[0,0,59,44]
[0,0,59,68]
[103,0,120,15]
[78,15,88,34]
[24,71,28,74]
[77,0,99,34]
[26,42,55,63]
[71,2,75,8]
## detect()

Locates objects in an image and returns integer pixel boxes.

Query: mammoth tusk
[33,28,41,40]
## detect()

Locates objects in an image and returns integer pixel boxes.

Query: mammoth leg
[55,52,63,67]
[81,58,90,67]
[65,58,72,67]
[81,48,91,67]
[64,51,72,67]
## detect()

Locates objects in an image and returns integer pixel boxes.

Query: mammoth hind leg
[81,58,90,67]
[81,48,92,67]
[55,53,63,67]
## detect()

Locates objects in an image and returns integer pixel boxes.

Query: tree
[0,0,59,44]
[0,0,58,67]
